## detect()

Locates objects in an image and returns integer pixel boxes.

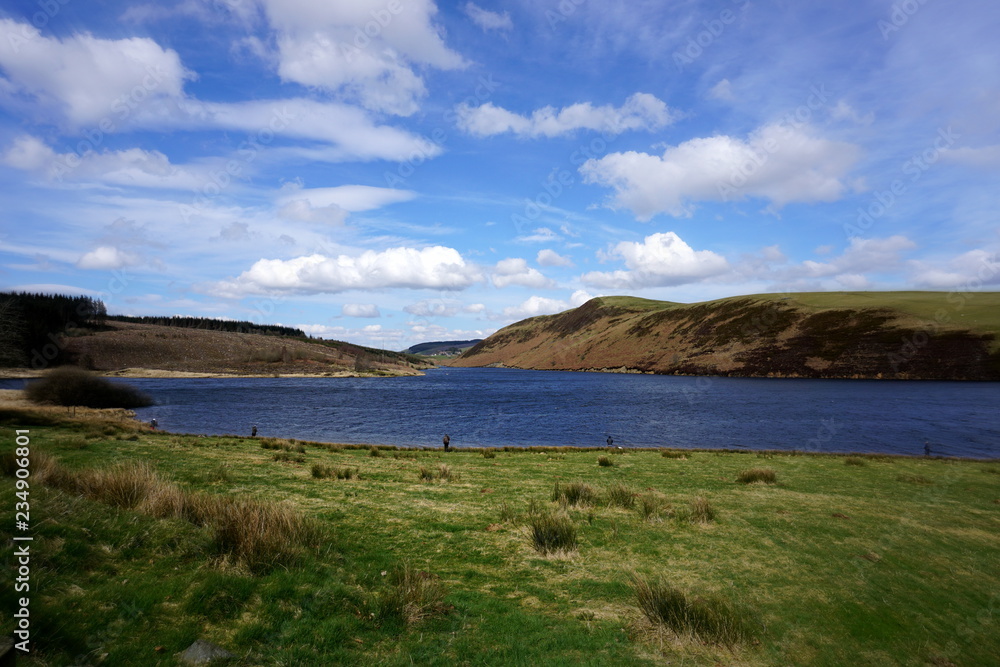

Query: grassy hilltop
[2,400,998,666]
[452,291,1000,380]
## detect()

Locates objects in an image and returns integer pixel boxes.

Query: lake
[5,368,999,457]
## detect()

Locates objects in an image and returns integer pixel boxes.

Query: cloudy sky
[1,1,997,349]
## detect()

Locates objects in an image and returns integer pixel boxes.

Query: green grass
[3,413,999,665]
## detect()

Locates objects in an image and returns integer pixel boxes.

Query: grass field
[2,406,999,666]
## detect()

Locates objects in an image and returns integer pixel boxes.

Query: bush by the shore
[26,366,153,409]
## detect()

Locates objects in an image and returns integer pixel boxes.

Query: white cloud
[77,246,140,270]
[516,226,560,243]
[258,0,465,116]
[492,257,556,289]
[404,299,460,317]
[908,249,1000,289]
[0,19,192,128]
[342,303,381,318]
[795,235,916,279]
[464,3,513,31]
[580,123,861,219]
[211,246,484,296]
[707,79,735,102]
[537,249,573,267]
[1,134,207,188]
[830,100,874,126]
[942,145,1000,168]
[581,232,729,289]
[276,184,415,225]
[500,290,593,320]
[456,93,676,138]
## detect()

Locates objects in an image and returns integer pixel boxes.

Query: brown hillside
[453,293,1000,380]
[55,321,427,377]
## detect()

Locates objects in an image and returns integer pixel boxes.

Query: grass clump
[25,366,153,408]
[597,455,615,467]
[736,467,777,484]
[417,465,456,482]
[605,483,636,509]
[551,481,597,507]
[482,449,497,459]
[844,457,866,466]
[688,496,716,524]
[368,446,383,458]
[273,451,305,463]
[630,574,754,647]
[637,491,670,522]
[660,449,688,459]
[373,563,450,627]
[529,512,578,555]
[312,464,358,480]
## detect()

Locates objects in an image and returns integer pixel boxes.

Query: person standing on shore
[443,434,450,451]
[251,425,258,437]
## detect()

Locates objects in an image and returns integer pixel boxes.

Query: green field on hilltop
[2,409,999,666]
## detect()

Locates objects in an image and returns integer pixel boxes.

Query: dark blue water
[5,368,999,457]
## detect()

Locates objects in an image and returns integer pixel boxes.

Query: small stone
[178,639,234,665]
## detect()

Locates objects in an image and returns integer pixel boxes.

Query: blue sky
[1,0,997,349]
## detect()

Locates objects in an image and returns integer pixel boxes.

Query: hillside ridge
[452,292,1000,380]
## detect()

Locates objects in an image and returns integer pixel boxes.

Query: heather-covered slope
[453,292,1000,380]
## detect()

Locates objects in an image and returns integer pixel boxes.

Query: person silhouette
[251,425,258,437]
[443,434,450,451]
[924,440,931,456]
[607,436,613,447]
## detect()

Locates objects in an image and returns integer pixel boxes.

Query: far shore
[0,366,425,380]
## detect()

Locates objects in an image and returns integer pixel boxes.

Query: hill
[406,339,483,356]
[48,321,429,377]
[452,292,1000,380]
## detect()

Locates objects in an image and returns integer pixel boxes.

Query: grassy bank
[2,406,998,665]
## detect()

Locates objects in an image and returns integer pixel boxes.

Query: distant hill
[53,321,430,377]
[452,292,1000,380]
[406,339,483,356]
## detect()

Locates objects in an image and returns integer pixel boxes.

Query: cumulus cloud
[456,93,676,138]
[257,0,465,116]
[500,290,593,320]
[581,232,729,289]
[211,246,484,296]
[491,257,556,289]
[516,227,561,243]
[580,123,861,219]
[537,249,574,267]
[464,2,513,31]
[0,19,192,128]
[908,249,1000,289]
[342,303,381,318]
[76,246,140,270]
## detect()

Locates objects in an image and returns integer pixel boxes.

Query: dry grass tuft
[529,512,578,555]
[374,563,451,626]
[551,481,597,507]
[736,468,777,484]
[605,483,636,509]
[630,574,755,646]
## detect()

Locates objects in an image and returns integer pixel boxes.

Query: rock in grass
[178,639,235,665]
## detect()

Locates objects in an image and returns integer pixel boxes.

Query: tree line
[105,315,304,338]
[0,292,107,367]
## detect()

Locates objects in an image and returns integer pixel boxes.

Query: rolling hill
[406,339,483,356]
[51,321,429,377]
[451,292,1000,380]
